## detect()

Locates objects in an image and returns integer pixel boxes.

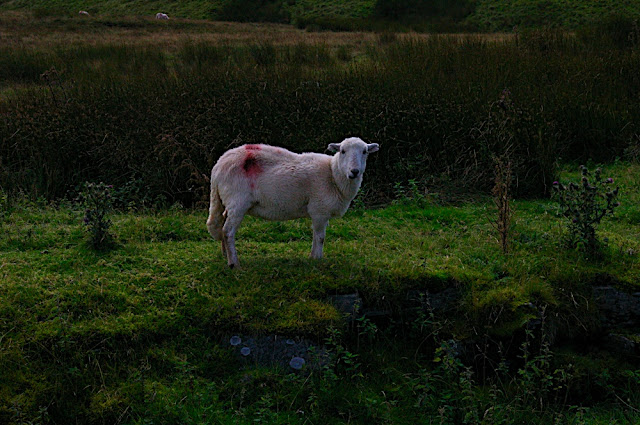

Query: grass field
[1,9,639,425]
[1,162,640,423]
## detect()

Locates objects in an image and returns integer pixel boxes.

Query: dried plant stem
[492,156,513,254]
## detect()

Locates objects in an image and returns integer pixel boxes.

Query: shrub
[373,0,414,20]
[552,166,620,253]
[577,15,640,49]
[32,7,68,18]
[469,89,558,197]
[373,0,475,21]
[76,182,115,249]
[217,0,290,23]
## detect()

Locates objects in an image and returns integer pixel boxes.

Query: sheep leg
[206,184,225,243]
[310,217,329,259]
[220,210,228,257]
[222,209,247,268]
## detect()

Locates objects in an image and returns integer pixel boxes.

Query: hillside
[470,0,640,31]
[1,0,639,31]
[0,0,226,20]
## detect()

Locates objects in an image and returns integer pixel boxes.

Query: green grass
[1,163,640,422]
[290,0,376,20]
[0,0,227,20]
[2,0,640,31]
[3,181,638,337]
[470,0,640,31]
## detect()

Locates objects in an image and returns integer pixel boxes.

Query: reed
[1,26,638,206]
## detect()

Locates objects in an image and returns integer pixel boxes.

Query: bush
[76,182,115,249]
[373,0,414,20]
[577,15,640,49]
[217,0,290,23]
[373,0,475,21]
[552,166,620,253]
[32,7,68,18]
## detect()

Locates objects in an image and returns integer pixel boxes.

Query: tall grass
[1,30,638,205]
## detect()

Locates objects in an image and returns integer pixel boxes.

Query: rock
[604,333,640,357]
[228,334,329,371]
[593,286,640,327]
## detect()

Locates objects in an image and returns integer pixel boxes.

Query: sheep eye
[341,150,345,154]
[363,149,367,154]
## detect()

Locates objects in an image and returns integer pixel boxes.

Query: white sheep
[206,137,379,268]
[78,10,90,16]
[155,12,169,20]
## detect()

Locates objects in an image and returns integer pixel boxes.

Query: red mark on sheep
[241,149,262,189]
[243,155,261,177]
[245,144,262,151]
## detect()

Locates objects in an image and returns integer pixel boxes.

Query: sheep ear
[367,143,379,153]
[327,143,341,153]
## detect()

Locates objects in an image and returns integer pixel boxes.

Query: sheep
[78,10,90,16]
[206,137,379,268]
[155,12,169,20]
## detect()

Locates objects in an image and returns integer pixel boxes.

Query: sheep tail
[206,181,225,241]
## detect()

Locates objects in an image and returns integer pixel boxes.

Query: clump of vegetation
[470,0,640,32]
[553,166,620,253]
[1,22,638,205]
[76,181,115,249]
[218,0,290,23]
[577,14,640,49]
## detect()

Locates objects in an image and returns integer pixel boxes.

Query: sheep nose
[349,169,360,179]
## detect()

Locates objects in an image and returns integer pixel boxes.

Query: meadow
[2,0,640,31]
[2,162,640,423]
[1,11,640,425]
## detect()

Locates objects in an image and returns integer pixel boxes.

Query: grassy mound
[1,163,640,422]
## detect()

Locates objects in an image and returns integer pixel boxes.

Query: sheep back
[211,144,345,221]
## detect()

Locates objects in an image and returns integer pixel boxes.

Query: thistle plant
[77,182,114,249]
[553,166,619,253]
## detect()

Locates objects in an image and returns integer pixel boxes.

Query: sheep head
[327,137,379,180]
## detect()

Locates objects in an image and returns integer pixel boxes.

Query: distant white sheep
[78,10,90,16]
[206,137,379,268]
[155,12,169,20]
